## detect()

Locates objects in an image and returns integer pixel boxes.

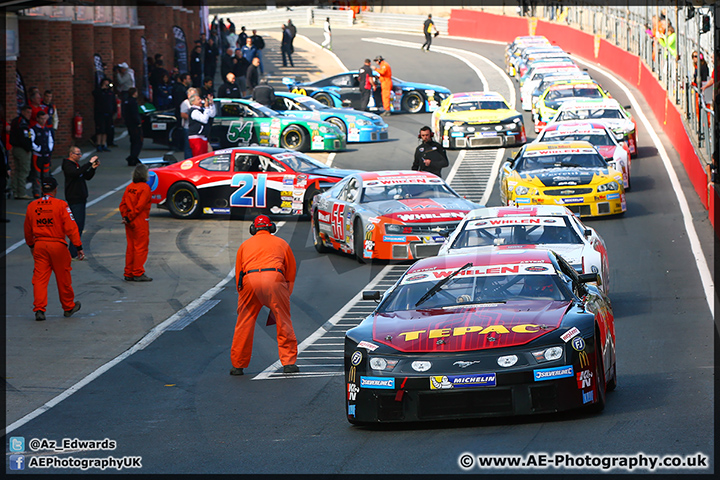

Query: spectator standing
[221,47,237,80]
[204,37,219,79]
[287,19,297,40]
[149,58,168,102]
[238,26,248,49]
[24,176,84,321]
[154,73,173,110]
[373,55,393,116]
[358,58,375,111]
[115,62,136,101]
[62,147,99,258]
[28,89,47,127]
[172,74,193,158]
[200,77,215,99]
[230,215,299,376]
[122,88,143,166]
[233,48,250,93]
[250,29,265,74]
[246,57,261,94]
[187,93,216,157]
[92,78,115,152]
[281,24,295,67]
[252,79,275,107]
[412,126,449,178]
[30,111,53,199]
[321,17,332,50]
[218,72,241,98]
[241,37,257,66]
[119,164,152,282]
[421,14,438,52]
[179,87,200,159]
[190,43,204,88]
[227,25,238,50]
[42,90,59,132]
[9,105,33,199]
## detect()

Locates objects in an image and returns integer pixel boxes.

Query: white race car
[438,205,610,293]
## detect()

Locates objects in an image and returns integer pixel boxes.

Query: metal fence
[224,6,355,32]
[355,12,448,34]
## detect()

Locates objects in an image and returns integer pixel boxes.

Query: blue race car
[269,92,389,143]
[282,71,451,114]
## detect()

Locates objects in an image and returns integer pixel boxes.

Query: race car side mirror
[584,228,592,238]
[362,290,382,301]
[281,77,294,85]
[624,105,632,110]
[436,227,452,238]
[502,161,513,172]
[578,272,600,285]
[614,133,624,141]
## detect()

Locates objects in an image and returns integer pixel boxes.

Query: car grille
[372,132,389,141]
[530,384,558,412]
[566,205,592,216]
[597,202,610,214]
[417,389,513,419]
[544,188,593,196]
[400,223,457,234]
[468,136,504,147]
[333,140,342,149]
[412,243,442,258]
[392,244,408,259]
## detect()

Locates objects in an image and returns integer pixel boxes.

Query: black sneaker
[133,274,153,282]
[64,302,81,317]
[124,276,134,281]
[230,367,244,376]
[283,364,300,373]
[35,311,46,321]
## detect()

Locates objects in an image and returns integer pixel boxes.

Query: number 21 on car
[230,173,267,208]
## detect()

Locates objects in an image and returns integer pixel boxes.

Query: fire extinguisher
[73,113,83,139]
[116,98,122,120]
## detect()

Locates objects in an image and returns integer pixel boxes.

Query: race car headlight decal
[369,357,399,371]
[597,181,619,192]
[385,224,403,234]
[515,186,530,195]
[532,346,563,363]
[356,119,372,126]
[411,361,432,372]
[497,355,518,367]
[495,125,504,131]
[319,125,331,133]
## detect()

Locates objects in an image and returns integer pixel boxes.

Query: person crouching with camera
[187,93,216,158]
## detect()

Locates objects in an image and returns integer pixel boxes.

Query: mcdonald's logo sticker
[348,366,356,383]
[578,351,590,369]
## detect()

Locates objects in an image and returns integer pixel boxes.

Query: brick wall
[137,6,173,75]
[129,27,145,99]
[17,18,51,96]
[3,60,17,120]
[72,22,95,144]
[93,25,114,81]
[112,26,131,73]
[48,19,74,157]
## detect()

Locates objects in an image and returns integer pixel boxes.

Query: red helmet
[249,215,276,235]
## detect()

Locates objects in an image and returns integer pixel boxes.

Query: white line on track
[570,55,714,316]
[326,152,336,167]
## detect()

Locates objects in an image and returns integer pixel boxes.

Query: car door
[231,152,293,213]
[329,176,360,245]
[330,73,362,108]
[211,101,259,149]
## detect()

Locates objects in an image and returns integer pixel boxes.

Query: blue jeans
[68,202,86,258]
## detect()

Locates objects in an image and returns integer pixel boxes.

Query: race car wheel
[313,210,329,253]
[586,330,607,414]
[606,360,617,392]
[303,187,320,219]
[167,182,201,219]
[354,220,366,264]
[402,91,424,113]
[314,92,334,107]
[280,125,309,151]
[326,117,347,136]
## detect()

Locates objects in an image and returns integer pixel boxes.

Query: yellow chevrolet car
[533,80,610,133]
[499,141,626,217]
[431,91,526,150]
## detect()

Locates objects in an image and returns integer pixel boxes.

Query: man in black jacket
[92,78,116,152]
[246,57,261,94]
[252,79,275,107]
[190,43,204,88]
[412,126,449,178]
[204,37,219,79]
[358,58,375,111]
[221,47,236,81]
[172,74,192,153]
[9,105,33,199]
[122,88,143,166]
[62,146,99,258]
[217,72,241,98]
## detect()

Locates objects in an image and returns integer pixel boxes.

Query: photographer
[62,147,99,258]
[187,93,216,157]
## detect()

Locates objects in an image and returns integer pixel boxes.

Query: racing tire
[312,210,330,253]
[314,92,334,107]
[402,91,424,113]
[302,187,320,219]
[606,361,617,392]
[167,182,201,219]
[280,125,309,151]
[326,117,347,136]
[586,331,607,414]
[354,220,366,264]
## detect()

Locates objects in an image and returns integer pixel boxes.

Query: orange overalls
[376,61,393,112]
[24,194,82,313]
[232,230,298,369]
[119,181,151,278]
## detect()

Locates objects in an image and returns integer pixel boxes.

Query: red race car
[147,147,357,219]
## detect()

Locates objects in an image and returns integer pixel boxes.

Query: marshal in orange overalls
[376,59,393,112]
[232,229,298,370]
[119,181,151,279]
[24,192,82,313]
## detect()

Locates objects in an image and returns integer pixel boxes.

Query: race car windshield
[546,87,602,101]
[378,273,571,312]
[448,101,509,112]
[542,133,614,147]
[275,152,329,172]
[294,96,328,111]
[517,152,607,171]
[450,217,583,249]
[360,183,457,203]
[556,109,624,121]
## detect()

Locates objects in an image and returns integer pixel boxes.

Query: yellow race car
[499,141,627,217]
[431,91,526,150]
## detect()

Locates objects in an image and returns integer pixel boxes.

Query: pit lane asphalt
[4,27,714,474]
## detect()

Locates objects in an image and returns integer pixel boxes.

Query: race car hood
[368,198,473,223]
[594,118,634,133]
[444,243,585,267]
[307,167,359,179]
[372,301,567,352]
[595,145,617,159]
[442,110,517,124]
[397,81,451,94]
[521,168,608,187]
